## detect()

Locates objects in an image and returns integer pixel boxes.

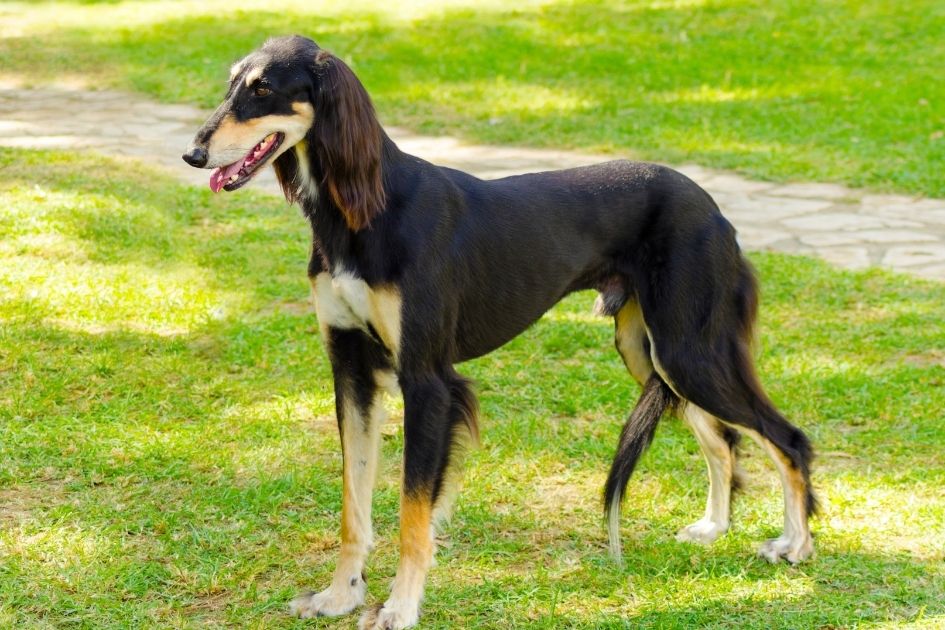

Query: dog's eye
[254,86,271,97]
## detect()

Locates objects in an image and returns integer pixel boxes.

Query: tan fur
[615,305,733,545]
[431,420,477,528]
[292,141,320,199]
[229,58,248,81]
[205,103,314,169]
[366,286,402,357]
[399,495,434,566]
[357,494,432,629]
[338,394,383,558]
[244,65,264,87]
[289,373,390,619]
[614,300,653,385]
[746,429,814,563]
[392,495,434,605]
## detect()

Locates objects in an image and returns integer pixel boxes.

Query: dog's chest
[311,272,402,357]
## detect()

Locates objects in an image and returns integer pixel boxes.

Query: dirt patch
[0,478,69,526]
[901,350,945,369]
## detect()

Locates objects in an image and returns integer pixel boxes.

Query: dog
[183,35,817,630]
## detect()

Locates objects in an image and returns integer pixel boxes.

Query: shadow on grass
[2,146,945,626]
[419,515,945,628]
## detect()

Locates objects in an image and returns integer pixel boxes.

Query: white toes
[289,578,366,618]
[757,533,813,564]
[757,537,789,563]
[358,600,420,630]
[676,518,728,545]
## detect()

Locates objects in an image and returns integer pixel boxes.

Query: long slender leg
[748,431,814,563]
[614,300,740,547]
[676,404,735,544]
[646,333,816,564]
[360,372,472,630]
[431,372,479,529]
[291,328,393,618]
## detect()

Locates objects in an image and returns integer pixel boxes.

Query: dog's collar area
[209,132,283,193]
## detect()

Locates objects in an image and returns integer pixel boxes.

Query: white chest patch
[311,272,402,358]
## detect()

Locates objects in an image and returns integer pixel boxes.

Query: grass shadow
[2,0,944,194]
[1,141,944,626]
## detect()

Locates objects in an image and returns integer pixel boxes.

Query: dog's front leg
[291,329,392,619]
[359,373,453,630]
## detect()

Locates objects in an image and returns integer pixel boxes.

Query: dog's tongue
[209,158,246,193]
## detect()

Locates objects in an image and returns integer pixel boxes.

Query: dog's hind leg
[675,404,737,544]
[359,368,478,630]
[640,263,816,563]
[650,339,815,562]
[613,300,739,546]
[291,328,393,619]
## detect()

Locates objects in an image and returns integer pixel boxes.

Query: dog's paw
[289,577,366,618]
[676,518,728,545]
[757,533,813,564]
[358,600,420,630]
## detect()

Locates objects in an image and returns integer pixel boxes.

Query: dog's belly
[454,318,542,362]
[453,286,570,362]
[310,271,402,359]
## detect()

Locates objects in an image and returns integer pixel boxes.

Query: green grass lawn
[2,0,944,197]
[1,147,944,628]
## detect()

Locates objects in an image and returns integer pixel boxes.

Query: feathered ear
[312,50,385,231]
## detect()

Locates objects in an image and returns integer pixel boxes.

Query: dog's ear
[312,50,385,231]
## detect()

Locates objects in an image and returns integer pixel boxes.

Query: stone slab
[782,213,923,232]
[2,84,945,282]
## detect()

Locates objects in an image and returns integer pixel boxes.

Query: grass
[1,0,945,197]
[1,146,944,628]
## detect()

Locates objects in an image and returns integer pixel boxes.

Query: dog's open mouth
[209,132,283,193]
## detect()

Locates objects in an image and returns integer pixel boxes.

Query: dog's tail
[604,373,678,561]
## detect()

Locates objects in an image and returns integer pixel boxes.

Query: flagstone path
[2,83,944,281]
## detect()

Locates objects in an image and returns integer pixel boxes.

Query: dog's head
[183,35,385,231]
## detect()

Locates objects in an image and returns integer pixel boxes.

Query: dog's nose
[182,146,208,168]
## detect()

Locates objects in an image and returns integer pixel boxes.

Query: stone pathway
[2,83,944,281]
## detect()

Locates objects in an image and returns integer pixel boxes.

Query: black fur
[327,327,392,430]
[721,425,745,492]
[603,374,679,521]
[185,36,819,617]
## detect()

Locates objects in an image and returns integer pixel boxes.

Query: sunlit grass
[2,0,944,196]
[1,147,944,627]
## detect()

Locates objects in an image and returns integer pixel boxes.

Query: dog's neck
[276,134,400,279]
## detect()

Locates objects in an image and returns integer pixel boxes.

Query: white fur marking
[244,65,264,86]
[229,57,248,80]
[676,404,732,545]
[293,142,319,200]
[608,494,623,562]
[290,374,391,619]
[359,599,420,630]
[312,272,369,334]
[311,271,401,359]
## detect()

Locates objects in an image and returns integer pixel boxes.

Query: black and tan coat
[184,35,817,630]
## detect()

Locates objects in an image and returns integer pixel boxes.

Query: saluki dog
[184,35,817,629]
